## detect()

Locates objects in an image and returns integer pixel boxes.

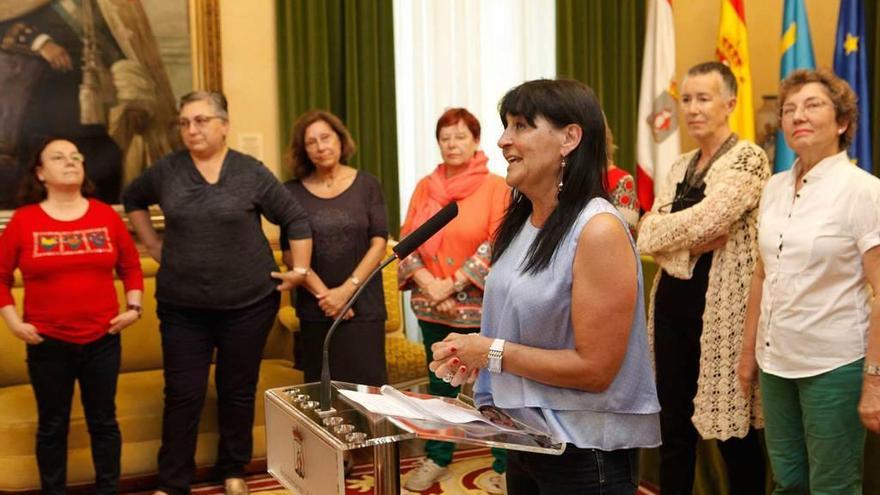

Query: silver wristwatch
[865,362,880,376]
[487,338,505,374]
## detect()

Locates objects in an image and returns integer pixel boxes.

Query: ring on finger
[442,371,455,383]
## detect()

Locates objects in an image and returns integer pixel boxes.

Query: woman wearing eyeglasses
[0,138,143,494]
[637,62,769,495]
[739,69,880,494]
[123,91,312,495]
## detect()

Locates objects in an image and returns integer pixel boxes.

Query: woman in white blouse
[739,69,880,495]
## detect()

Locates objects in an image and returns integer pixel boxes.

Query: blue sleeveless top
[474,198,661,449]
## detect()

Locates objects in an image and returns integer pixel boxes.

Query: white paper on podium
[338,386,520,432]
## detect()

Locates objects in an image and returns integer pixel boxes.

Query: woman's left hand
[434,298,457,316]
[859,375,880,433]
[317,286,354,318]
[428,332,492,386]
[108,310,140,335]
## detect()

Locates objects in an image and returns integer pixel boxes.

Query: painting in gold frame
[0,0,221,233]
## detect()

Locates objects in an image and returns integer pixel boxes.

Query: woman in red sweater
[0,138,143,495]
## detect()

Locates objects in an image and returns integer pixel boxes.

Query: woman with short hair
[740,68,880,494]
[124,91,312,495]
[637,61,769,495]
[399,107,510,493]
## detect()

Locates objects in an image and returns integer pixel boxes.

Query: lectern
[265,381,565,495]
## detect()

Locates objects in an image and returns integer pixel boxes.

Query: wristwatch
[349,275,362,287]
[292,266,310,276]
[487,338,505,374]
[865,362,880,376]
[127,304,143,318]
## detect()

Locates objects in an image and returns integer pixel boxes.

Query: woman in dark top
[123,91,312,495]
[283,110,388,386]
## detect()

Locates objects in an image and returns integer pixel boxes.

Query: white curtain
[393,0,556,340]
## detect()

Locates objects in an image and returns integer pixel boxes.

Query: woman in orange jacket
[398,108,510,493]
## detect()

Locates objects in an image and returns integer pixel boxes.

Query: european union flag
[834,0,872,173]
[775,0,815,172]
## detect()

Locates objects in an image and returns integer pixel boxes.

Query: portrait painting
[0,0,220,228]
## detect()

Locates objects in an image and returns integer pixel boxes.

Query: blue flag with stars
[775,0,815,172]
[834,0,872,172]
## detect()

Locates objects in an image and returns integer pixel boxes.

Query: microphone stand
[316,201,459,411]
[319,254,397,411]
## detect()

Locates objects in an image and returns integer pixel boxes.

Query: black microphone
[392,201,459,259]
[318,201,459,411]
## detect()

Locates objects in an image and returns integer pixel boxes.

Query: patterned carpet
[157,448,659,495]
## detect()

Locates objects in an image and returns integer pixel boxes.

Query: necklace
[656,134,738,213]
[316,169,340,188]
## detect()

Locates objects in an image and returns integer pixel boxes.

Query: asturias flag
[775,0,815,172]
[716,0,754,142]
[833,0,872,172]
[636,0,680,211]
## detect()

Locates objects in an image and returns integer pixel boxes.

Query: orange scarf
[409,151,490,259]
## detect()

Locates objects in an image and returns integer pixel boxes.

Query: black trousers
[300,319,386,386]
[27,333,122,495]
[654,310,766,495]
[156,292,280,495]
[506,446,640,495]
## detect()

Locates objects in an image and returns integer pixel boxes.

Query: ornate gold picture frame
[0,0,222,234]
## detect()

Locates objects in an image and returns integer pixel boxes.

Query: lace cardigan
[637,140,770,440]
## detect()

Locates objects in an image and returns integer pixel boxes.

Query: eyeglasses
[780,99,832,120]
[176,115,225,129]
[304,133,336,150]
[45,152,84,163]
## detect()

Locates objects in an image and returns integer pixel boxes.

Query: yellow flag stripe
[717,0,755,141]
[781,23,797,55]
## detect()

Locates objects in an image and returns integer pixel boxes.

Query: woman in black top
[123,91,312,495]
[284,110,388,386]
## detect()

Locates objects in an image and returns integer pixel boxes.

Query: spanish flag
[716,0,755,142]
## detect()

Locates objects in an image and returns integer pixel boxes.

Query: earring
[557,157,567,193]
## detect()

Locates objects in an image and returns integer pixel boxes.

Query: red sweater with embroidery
[0,199,143,344]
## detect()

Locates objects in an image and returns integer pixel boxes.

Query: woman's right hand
[736,347,757,397]
[424,278,454,303]
[690,235,728,257]
[10,321,43,345]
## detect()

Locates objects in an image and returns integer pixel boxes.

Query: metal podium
[265,381,565,495]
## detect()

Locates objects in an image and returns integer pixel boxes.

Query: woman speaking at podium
[430,79,660,494]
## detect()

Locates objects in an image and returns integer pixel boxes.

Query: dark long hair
[17,136,95,206]
[492,79,609,273]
